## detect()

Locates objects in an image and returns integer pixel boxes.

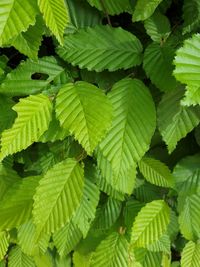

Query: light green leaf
[179,194,200,240]
[0,0,38,46]
[87,0,132,15]
[38,0,69,44]
[143,42,177,92]
[0,176,41,231]
[8,246,35,267]
[73,179,100,237]
[56,81,113,155]
[132,0,163,22]
[10,16,44,60]
[144,11,171,43]
[147,234,171,253]
[33,158,84,235]
[131,200,170,247]
[138,157,174,188]
[0,94,53,161]
[181,241,200,267]
[90,232,130,267]
[57,25,143,72]
[98,78,156,194]
[53,221,82,257]
[0,56,64,96]
[158,88,200,153]
[0,232,9,260]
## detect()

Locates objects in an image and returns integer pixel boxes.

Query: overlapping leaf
[0,232,9,260]
[8,246,35,267]
[56,81,113,155]
[33,158,84,235]
[0,56,64,96]
[143,42,177,92]
[181,241,200,267]
[183,0,200,34]
[158,88,200,153]
[0,94,52,161]
[0,176,41,231]
[87,0,132,15]
[97,78,156,194]
[38,0,69,44]
[57,25,143,72]
[132,0,163,21]
[131,200,170,247]
[0,0,38,46]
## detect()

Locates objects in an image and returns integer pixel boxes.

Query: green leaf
[173,34,200,105]
[98,78,156,194]
[10,16,44,60]
[138,157,174,188]
[73,179,100,237]
[0,176,41,231]
[38,0,69,44]
[0,56,64,96]
[0,163,20,200]
[132,0,163,21]
[143,42,177,92]
[87,0,132,15]
[147,234,170,253]
[124,199,145,230]
[90,232,130,267]
[0,0,38,46]
[182,0,200,34]
[0,94,53,161]
[131,200,170,247]
[179,194,200,240]
[66,0,101,32]
[56,81,113,155]
[0,232,9,260]
[144,11,171,43]
[158,88,200,153]
[57,25,143,72]
[8,246,35,267]
[181,241,200,267]
[92,197,122,231]
[53,222,82,257]
[33,158,84,235]
[0,95,16,134]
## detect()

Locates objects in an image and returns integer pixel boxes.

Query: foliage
[0,0,200,266]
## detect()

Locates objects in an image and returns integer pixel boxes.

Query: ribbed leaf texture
[131,200,170,247]
[90,232,130,267]
[0,0,38,45]
[53,222,82,257]
[179,194,200,240]
[0,94,52,161]
[10,16,44,60]
[37,0,69,44]
[73,179,100,237]
[57,25,143,72]
[181,241,200,267]
[0,176,41,231]
[33,158,84,235]
[0,56,64,96]
[183,0,200,34]
[132,0,163,21]
[144,11,171,43]
[0,232,9,260]
[66,0,102,31]
[174,34,200,105]
[158,88,200,153]
[147,234,170,253]
[138,157,174,188]
[17,219,50,256]
[92,197,122,231]
[87,0,132,15]
[143,42,177,92]
[56,81,113,155]
[97,78,156,194]
[8,246,35,267]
